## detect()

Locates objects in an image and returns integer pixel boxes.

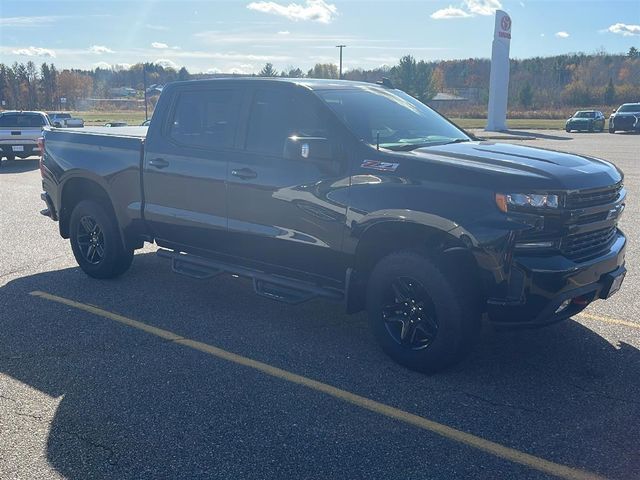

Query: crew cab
[39,79,627,372]
[0,110,50,164]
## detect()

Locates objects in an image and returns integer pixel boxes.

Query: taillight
[37,136,45,177]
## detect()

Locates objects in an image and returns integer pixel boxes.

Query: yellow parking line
[30,290,605,480]
[577,312,640,330]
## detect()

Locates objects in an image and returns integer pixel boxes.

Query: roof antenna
[376,77,395,89]
[376,132,380,151]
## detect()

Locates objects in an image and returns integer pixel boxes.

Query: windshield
[575,111,595,118]
[317,86,469,151]
[618,104,640,113]
[0,113,46,128]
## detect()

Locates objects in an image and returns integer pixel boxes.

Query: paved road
[1,131,639,479]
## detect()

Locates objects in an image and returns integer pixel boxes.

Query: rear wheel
[366,251,480,373]
[69,200,133,279]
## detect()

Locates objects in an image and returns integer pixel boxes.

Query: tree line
[1,47,638,112]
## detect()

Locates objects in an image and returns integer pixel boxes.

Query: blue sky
[1,0,638,73]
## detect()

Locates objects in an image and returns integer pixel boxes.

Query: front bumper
[610,116,640,131]
[487,230,626,327]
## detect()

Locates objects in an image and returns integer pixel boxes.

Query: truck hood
[407,141,622,190]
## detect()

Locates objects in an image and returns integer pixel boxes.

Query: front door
[226,85,351,283]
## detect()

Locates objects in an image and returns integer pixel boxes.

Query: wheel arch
[346,217,484,314]
[59,176,118,240]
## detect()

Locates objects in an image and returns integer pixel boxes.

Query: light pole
[336,45,346,79]
[143,63,149,121]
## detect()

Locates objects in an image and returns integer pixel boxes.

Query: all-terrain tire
[69,200,133,279]
[366,250,481,373]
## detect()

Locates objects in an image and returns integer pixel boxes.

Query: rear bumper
[0,142,40,158]
[487,230,626,327]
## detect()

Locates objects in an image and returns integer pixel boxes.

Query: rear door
[142,85,246,252]
[226,85,351,282]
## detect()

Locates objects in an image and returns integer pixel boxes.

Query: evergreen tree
[603,77,616,105]
[258,63,278,77]
[519,81,533,108]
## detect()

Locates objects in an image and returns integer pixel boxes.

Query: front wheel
[69,200,133,279]
[366,251,480,373]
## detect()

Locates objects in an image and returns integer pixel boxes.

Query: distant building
[109,87,137,98]
[428,92,468,109]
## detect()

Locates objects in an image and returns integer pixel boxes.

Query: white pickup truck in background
[48,112,84,128]
[0,111,50,165]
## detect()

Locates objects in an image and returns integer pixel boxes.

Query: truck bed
[42,126,147,239]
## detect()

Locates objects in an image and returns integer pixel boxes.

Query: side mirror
[284,136,332,162]
[53,121,61,127]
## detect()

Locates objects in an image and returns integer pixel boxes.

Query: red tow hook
[572,296,590,306]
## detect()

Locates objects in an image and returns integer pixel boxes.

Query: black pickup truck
[40,78,627,372]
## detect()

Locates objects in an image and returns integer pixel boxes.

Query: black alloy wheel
[76,215,106,265]
[382,276,439,351]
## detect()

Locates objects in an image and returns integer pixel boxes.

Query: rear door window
[0,114,46,128]
[169,88,243,149]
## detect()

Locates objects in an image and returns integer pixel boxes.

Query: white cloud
[464,0,502,16]
[94,61,112,69]
[12,46,56,57]
[155,58,179,69]
[607,23,640,37]
[430,0,500,20]
[540,33,545,37]
[229,66,252,75]
[151,42,169,49]
[247,0,337,23]
[278,30,291,35]
[555,31,570,38]
[430,7,472,19]
[113,63,131,71]
[206,67,222,74]
[0,16,65,27]
[89,45,114,54]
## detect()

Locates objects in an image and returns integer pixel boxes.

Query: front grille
[560,226,617,261]
[613,116,636,128]
[566,183,622,209]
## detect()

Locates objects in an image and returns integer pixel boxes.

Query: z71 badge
[361,160,400,172]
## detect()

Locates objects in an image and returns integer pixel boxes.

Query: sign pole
[486,10,512,131]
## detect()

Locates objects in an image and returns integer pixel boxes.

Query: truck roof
[167,77,388,92]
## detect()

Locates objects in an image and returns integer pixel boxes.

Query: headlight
[495,193,559,212]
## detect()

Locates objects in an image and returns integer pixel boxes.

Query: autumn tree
[57,70,93,109]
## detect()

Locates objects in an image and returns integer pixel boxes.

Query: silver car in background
[0,111,49,165]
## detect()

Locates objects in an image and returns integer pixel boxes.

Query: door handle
[149,158,169,169]
[231,168,257,180]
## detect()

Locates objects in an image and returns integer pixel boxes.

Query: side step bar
[157,249,343,305]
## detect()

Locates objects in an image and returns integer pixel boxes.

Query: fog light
[555,299,572,314]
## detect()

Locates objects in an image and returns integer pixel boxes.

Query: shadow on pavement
[1,252,639,479]
[0,158,39,173]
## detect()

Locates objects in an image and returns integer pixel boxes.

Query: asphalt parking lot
[1,130,638,480]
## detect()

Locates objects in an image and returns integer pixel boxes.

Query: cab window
[169,89,242,149]
[245,88,327,155]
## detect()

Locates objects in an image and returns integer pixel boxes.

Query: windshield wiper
[383,138,470,151]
